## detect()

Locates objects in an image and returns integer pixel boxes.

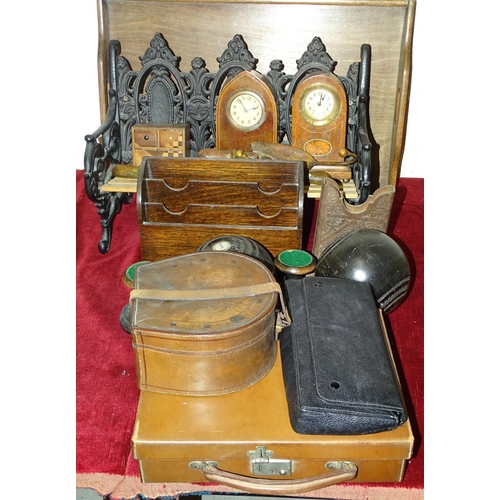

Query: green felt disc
[123,261,149,288]
[278,250,313,268]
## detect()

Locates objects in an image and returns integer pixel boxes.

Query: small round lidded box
[129,251,289,396]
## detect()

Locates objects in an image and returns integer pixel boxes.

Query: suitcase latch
[248,446,292,476]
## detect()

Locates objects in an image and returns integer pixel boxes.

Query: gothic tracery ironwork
[83,33,372,254]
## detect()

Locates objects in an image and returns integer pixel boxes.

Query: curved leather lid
[132,251,276,334]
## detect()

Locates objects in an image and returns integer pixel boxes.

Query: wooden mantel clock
[216,70,278,151]
[291,71,347,164]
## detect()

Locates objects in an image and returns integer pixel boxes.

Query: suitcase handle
[199,461,358,494]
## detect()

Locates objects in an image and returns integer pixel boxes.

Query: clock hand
[243,105,259,112]
[238,99,250,112]
[317,93,325,106]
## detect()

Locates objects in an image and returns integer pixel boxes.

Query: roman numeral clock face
[227,91,265,131]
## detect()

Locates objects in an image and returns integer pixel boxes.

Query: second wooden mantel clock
[291,71,347,164]
[216,70,278,151]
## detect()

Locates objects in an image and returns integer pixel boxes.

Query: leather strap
[130,282,291,335]
[131,282,280,301]
[200,461,358,494]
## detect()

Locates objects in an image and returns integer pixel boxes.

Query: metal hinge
[189,460,218,470]
[247,446,292,476]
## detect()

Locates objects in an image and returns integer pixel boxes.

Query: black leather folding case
[280,276,407,435]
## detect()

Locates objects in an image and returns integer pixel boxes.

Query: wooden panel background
[96,0,415,187]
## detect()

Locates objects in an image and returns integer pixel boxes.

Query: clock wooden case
[291,72,347,164]
[216,70,278,151]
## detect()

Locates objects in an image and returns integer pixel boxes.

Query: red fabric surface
[76,171,423,489]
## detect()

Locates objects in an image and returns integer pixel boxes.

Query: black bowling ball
[315,229,411,313]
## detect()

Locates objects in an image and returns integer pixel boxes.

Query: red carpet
[76,171,423,498]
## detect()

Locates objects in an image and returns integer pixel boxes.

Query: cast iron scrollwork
[184,57,215,153]
[350,44,372,205]
[83,33,372,253]
[265,59,292,143]
[83,39,134,254]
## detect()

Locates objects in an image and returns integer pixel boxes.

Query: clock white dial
[298,84,341,127]
[304,89,335,119]
[227,90,265,131]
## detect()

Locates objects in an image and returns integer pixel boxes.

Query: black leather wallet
[280,276,407,435]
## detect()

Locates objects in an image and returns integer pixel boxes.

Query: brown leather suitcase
[131,349,414,495]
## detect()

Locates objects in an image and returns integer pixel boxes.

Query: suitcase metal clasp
[248,446,292,476]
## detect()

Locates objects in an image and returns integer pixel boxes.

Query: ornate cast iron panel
[84,33,372,254]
